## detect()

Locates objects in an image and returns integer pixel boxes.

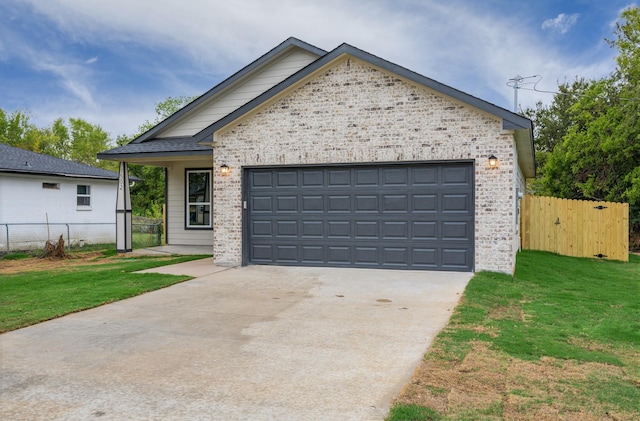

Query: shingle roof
[97,138,212,160]
[0,143,120,180]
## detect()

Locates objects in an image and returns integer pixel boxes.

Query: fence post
[5,224,9,253]
[66,224,71,251]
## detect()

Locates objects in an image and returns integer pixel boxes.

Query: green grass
[388,251,640,420]
[0,254,210,332]
[387,405,442,421]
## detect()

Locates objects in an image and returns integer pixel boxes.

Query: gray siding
[158,49,319,138]
[166,159,214,246]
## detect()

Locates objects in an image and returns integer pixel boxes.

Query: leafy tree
[0,107,116,170]
[118,96,196,218]
[529,6,640,241]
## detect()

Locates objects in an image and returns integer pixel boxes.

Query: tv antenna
[506,75,540,112]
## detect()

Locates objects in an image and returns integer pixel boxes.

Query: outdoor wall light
[220,164,230,176]
[488,155,499,169]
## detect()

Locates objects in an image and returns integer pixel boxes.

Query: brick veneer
[212,56,519,273]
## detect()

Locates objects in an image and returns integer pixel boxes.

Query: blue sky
[0,0,635,141]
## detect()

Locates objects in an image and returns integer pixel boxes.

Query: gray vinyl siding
[166,159,214,246]
[158,49,319,138]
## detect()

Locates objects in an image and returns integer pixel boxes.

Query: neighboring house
[0,143,120,250]
[99,37,535,273]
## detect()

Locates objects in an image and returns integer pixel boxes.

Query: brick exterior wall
[212,56,520,273]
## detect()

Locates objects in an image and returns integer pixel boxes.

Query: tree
[118,96,196,218]
[528,6,640,241]
[0,107,116,170]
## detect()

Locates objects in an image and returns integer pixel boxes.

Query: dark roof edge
[196,43,532,143]
[97,149,213,161]
[0,169,119,180]
[132,37,327,144]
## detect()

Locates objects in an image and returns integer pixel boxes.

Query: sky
[0,0,635,141]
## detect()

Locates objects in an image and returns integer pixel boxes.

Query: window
[186,170,212,228]
[77,185,91,207]
[42,182,60,190]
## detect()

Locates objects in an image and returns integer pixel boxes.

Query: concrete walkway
[0,264,472,420]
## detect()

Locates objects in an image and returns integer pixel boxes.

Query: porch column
[116,161,132,252]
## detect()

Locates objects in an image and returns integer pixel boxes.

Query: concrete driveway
[0,263,471,420]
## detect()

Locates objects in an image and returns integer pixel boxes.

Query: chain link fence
[0,221,163,254]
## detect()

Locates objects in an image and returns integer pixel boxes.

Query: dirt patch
[394,342,638,420]
[0,252,120,275]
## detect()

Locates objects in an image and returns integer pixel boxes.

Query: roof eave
[97,149,213,162]
[0,169,119,180]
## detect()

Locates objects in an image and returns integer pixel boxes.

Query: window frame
[185,168,213,230]
[77,184,91,209]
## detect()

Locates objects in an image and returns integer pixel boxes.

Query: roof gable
[196,42,535,177]
[133,37,326,143]
[0,143,119,180]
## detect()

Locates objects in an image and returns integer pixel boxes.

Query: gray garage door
[245,162,474,271]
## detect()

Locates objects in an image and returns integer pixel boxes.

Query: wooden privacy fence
[520,195,629,262]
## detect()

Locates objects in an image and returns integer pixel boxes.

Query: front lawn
[0,252,210,332]
[389,251,640,420]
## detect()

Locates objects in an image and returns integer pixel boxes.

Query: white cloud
[542,13,580,34]
[85,56,98,64]
[8,0,622,135]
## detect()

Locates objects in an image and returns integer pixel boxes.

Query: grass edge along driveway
[0,253,210,333]
[388,251,640,421]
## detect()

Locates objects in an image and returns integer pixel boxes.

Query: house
[98,38,535,273]
[0,143,120,251]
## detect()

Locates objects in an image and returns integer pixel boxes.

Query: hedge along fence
[520,195,629,262]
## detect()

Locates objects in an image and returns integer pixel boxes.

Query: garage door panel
[442,221,471,240]
[383,221,408,239]
[302,196,323,212]
[247,163,473,271]
[328,169,350,187]
[328,195,350,212]
[251,244,273,262]
[328,246,350,264]
[442,248,470,268]
[382,194,408,212]
[328,221,350,238]
[301,221,323,237]
[442,194,471,213]
[301,170,324,187]
[276,196,297,212]
[355,168,378,186]
[252,220,273,237]
[412,221,437,240]
[302,245,323,263]
[443,165,472,185]
[355,221,378,238]
[382,167,409,186]
[413,194,437,212]
[355,247,378,265]
[382,247,409,266]
[250,172,273,188]
[275,220,297,237]
[252,196,273,212]
[412,248,438,267]
[275,245,298,262]
[277,171,298,187]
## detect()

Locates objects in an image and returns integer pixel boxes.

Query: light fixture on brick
[220,164,230,176]
[488,155,498,168]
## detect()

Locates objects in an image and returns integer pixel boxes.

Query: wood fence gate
[520,195,629,262]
